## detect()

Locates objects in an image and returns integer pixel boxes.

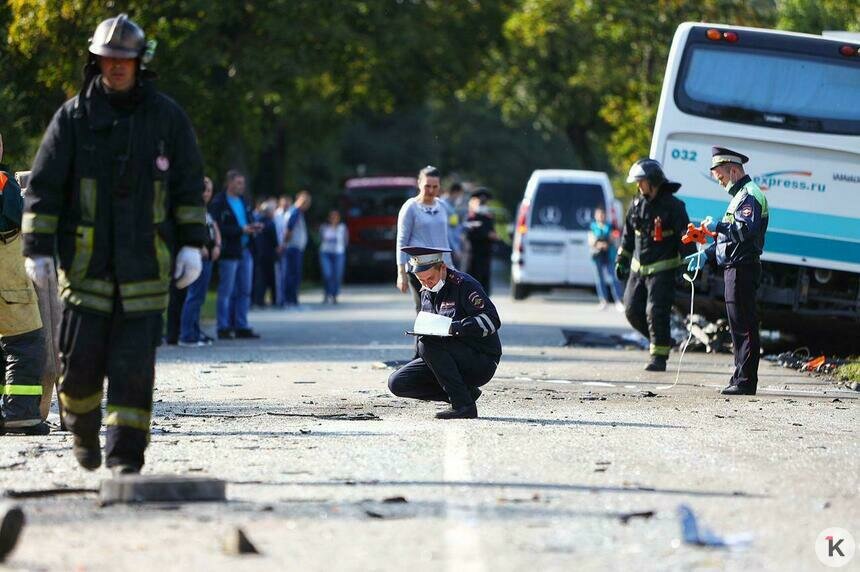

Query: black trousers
[466,253,492,295]
[0,328,45,425]
[388,336,497,408]
[724,264,761,391]
[165,280,187,344]
[623,270,675,357]
[58,306,161,469]
[253,257,277,306]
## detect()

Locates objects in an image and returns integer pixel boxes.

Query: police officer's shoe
[73,435,102,471]
[110,464,140,478]
[644,356,667,372]
[435,404,478,419]
[720,384,756,396]
[0,503,25,562]
[217,329,234,340]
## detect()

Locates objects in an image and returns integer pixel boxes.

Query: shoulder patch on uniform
[740,205,753,217]
[467,291,485,309]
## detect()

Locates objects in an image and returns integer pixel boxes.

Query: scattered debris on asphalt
[561,329,646,349]
[6,487,97,499]
[618,510,655,525]
[267,411,381,421]
[678,504,752,548]
[383,496,408,504]
[99,475,226,505]
[223,527,260,555]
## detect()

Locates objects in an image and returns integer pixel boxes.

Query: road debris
[678,504,752,548]
[267,411,381,421]
[618,510,655,525]
[99,475,226,505]
[6,487,97,499]
[223,527,260,555]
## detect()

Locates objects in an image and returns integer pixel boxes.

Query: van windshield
[345,186,417,218]
[678,45,860,135]
[530,182,605,231]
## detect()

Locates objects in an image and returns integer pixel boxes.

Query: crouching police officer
[22,14,207,473]
[616,159,695,371]
[388,247,501,419]
[685,147,768,396]
[0,136,48,435]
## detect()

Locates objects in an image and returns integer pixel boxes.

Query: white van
[510,170,618,300]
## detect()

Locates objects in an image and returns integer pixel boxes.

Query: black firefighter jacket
[618,182,696,276]
[22,77,207,316]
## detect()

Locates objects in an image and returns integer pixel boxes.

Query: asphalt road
[1,283,857,571]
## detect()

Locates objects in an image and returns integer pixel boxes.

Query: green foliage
[1,0,857,210]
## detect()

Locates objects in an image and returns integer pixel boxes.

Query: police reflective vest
[707,175,769,267]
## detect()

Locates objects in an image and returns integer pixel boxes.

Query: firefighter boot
[645,356,667,372]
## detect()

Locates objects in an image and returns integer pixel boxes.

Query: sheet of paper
[411,311,452,336]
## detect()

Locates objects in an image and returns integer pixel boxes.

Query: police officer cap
[710,147,749,170]
[89,13,146,60]
[401,246,451,273]
[470,187,492,201]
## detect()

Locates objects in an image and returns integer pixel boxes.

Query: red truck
[340,176,418,281]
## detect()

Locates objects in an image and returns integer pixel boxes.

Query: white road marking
[444,426,487,572]
[581,381,615,387]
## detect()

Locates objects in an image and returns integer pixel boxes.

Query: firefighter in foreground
[22,14,206,474]
[685,147,769,396]
[616,159,695,371]
[0,135,48,435]
[388,246,501,419]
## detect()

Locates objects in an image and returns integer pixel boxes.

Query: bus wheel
[512,283,530,300]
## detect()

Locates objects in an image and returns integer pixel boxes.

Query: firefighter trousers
[623,270,675,357]
[58,305,161,469]
[1,328,45,428]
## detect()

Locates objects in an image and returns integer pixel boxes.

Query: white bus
[651,22,860,335]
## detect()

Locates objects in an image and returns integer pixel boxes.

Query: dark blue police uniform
[388,247,501,418]
[704,147,769,395]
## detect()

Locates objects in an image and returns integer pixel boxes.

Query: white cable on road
[655,262,700,391]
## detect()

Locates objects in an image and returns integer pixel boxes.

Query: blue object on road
[678,504,753,548]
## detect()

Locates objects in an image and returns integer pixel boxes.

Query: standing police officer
[686,147,768,395]
[388,246,501,419]
[22,14,206,473]
[616,159,694,371]
[0,135,48,435]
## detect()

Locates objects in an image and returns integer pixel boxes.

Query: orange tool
[681,221,717,245]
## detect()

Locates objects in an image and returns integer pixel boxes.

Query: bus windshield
[677,45,860,135]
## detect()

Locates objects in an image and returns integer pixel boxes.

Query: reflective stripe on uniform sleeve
[472,314,489,336]
[475,313,497,336]
[21,213,58,234]
[105,405,151,431]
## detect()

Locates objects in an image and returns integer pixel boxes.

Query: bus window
[676,46,860,135]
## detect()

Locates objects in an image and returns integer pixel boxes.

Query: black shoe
[73,435,102,471]
[470,387,482,401]
[644,356,667,372]
[217,329,234,340]
[110,464,140,478]
[435,404,478,419]
[234,328,260,339]
[1,421,51,436]
[0,504,25,562]
[721,384,756,396]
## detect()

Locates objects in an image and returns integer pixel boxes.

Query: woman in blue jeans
[588,207,624,311]
[179,177,221,346]
[319,210,348,304]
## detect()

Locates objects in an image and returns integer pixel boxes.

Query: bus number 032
[671,148,697,161]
